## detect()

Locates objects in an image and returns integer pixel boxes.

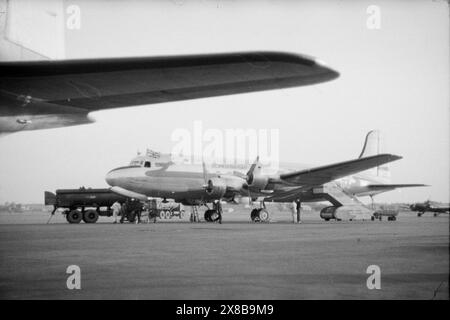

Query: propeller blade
[246,156,260,185]
[202,161,209,185]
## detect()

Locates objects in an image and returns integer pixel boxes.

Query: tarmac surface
[0,208,448,299]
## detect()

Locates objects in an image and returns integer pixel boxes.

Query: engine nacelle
[205,178,227,198]
[247,175,269,191]
[320,206,338,220]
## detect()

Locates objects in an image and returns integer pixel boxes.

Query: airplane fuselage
[105,160,385,205]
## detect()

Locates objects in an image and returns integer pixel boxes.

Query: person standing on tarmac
[111,201,121,224]
[119,201,129,224]
[214,200,223,224]
[133,200,142,224]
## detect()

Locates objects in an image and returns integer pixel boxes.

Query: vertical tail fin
[0,0,64,61]
[358,130,390,183]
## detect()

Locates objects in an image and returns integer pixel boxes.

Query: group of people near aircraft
[111,199,143,224]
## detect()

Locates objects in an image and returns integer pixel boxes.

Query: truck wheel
[67,210,82,224]
[159,211,164,219]
[165,211,171,219]
[83,210,99,223]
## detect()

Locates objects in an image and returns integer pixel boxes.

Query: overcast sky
[0,0,448,204]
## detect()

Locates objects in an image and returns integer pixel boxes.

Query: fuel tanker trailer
[45,187,127,223]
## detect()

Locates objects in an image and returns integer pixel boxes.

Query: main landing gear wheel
[250,209,259,222]
[204,210,211,222]
[82,210,99,223]
[250,208,270,223]
[66,210,82,224]
[258,209,269,222]
[204,209,219,222]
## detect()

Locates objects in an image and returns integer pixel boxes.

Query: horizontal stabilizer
[366,184,428,190]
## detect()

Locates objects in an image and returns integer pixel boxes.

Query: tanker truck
[45,187,127,223]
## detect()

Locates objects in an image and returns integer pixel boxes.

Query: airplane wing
[274,154,402,187]
[0,51,339,133]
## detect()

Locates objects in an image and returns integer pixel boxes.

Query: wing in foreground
[0,51,339,133]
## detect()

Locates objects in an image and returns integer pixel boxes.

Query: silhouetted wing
[0,51,339,132]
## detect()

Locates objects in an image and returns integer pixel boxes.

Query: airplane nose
[105,170,117,187]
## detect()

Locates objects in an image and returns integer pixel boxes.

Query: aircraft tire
[83,210,99,223]
[210,210,220,222]
[159,211,164,219]
[67,210,82,224]
[257,209,270,222]
[250,209,259,222]
[204,210,214,222]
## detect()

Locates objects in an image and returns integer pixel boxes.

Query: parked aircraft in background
[0,51,338,134]
[408,200,449,217]
[106,131,426,222]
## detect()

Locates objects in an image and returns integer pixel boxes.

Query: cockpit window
[144,161,151,168]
